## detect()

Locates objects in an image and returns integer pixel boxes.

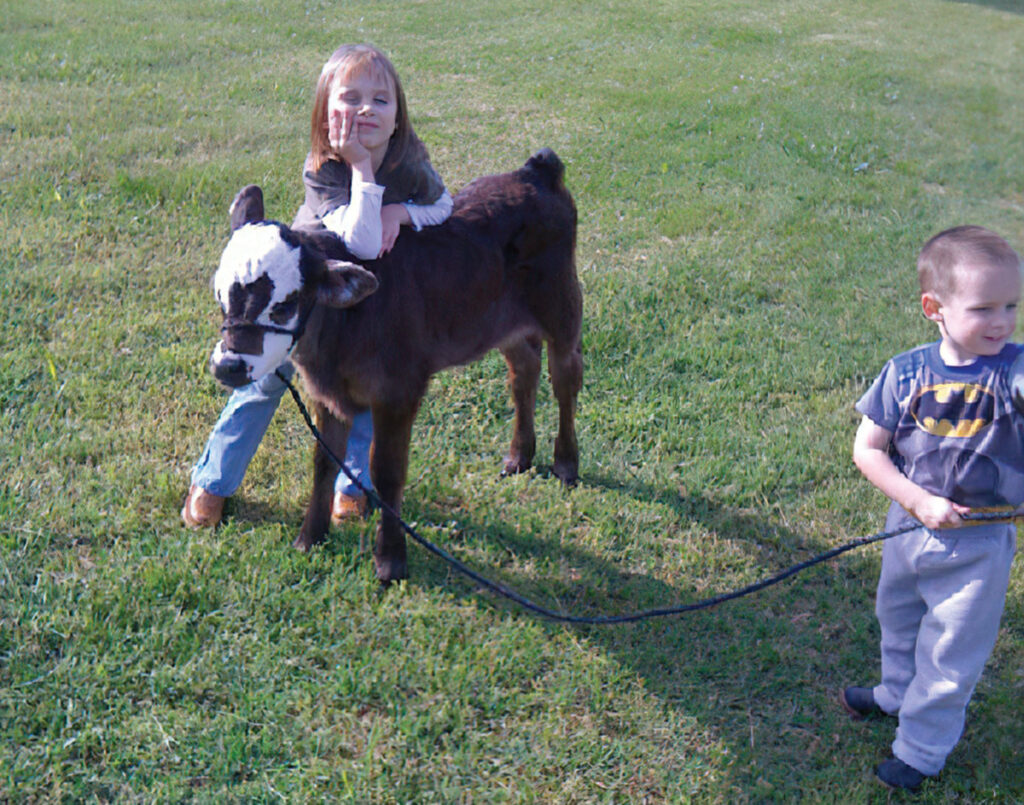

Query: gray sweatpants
[871,519,1016,776]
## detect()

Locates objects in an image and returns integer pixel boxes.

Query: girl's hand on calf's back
[379,204,410,256]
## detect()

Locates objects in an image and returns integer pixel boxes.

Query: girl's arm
[378,190,453,255]
[321,181,384,260]
[402,190,453,230]
[321,106,453,258]
[852,415,968,529]
[318,106,386,259]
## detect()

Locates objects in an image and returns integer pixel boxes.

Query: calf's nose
[210,353,251,388]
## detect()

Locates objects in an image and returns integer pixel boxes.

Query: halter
[219,311,309,351]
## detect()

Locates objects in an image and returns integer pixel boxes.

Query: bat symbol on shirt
[908,382,995,438]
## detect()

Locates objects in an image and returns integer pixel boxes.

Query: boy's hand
[854,416,972,530]
[907,493,971,530]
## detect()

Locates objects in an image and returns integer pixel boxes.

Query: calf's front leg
[294,401,350,551]
[369,402,418,584]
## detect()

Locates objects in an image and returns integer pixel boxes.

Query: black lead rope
[277,370,1021,624]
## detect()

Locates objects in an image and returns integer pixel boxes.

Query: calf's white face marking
[211,223,305,383]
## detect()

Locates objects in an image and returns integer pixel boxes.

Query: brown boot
[331,491,370,525]
[181,485,226,528]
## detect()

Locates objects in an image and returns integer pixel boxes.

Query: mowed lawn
[2,0,1023,801]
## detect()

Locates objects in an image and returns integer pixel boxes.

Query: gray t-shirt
[856,341,1024,528]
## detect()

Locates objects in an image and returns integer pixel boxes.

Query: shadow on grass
[951,0,1023,13]
[225,469,1022,796]
[399,468,1022,797]
[407,468,880,620]
[373,470,892,794]
[229,496,306,528]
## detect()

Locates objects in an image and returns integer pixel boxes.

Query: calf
[209,149,582,582]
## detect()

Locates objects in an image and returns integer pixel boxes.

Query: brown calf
[210,148,582,582]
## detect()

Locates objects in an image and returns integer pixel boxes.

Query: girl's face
[326,68,398,163]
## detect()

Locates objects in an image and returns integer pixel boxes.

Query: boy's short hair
[918,225,1022,298]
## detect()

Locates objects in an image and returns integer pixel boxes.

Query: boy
[845,225,1023,791]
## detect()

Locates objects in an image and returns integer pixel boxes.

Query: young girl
[183,44,452,528]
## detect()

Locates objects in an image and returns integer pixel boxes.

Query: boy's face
[923,261,1021,365]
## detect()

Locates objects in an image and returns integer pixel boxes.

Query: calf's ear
[317,260,379,308]
[229,185,265,231]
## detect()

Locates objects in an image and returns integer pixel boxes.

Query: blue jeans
[191,361,373,499]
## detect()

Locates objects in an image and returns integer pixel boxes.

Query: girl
[183,44,452,528]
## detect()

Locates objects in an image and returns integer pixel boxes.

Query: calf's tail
[524,148,565,187]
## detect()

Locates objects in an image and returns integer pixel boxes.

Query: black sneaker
[876,757,926,791]
[840,686,884,719]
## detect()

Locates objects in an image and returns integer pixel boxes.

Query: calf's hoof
[501,453,533,477]
[374,554,409,586]
[552,459,579,488]
[292,530,324,553]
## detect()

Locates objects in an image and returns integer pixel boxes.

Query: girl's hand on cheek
[327,107,342,151]
[379,204,410,256]
[330,107,371,170]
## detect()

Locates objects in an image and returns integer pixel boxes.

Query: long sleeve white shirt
[321,181,453,260]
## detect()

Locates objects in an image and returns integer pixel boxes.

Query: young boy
[845,225,1023,791]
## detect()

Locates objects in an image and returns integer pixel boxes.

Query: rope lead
[278,370,1021,624]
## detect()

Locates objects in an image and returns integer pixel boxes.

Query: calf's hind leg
[547,338,582,486]
[500,335,542,476]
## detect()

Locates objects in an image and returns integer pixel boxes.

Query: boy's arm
[852,415,969,530]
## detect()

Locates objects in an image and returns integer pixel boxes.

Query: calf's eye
[270,298,298,324]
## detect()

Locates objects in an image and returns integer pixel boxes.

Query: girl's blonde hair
[309,44,416,174]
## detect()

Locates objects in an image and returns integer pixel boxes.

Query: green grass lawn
[2,0,1023,801]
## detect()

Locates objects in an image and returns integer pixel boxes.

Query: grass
[2,0,1023,801]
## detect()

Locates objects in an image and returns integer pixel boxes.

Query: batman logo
[908,382,994,438]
